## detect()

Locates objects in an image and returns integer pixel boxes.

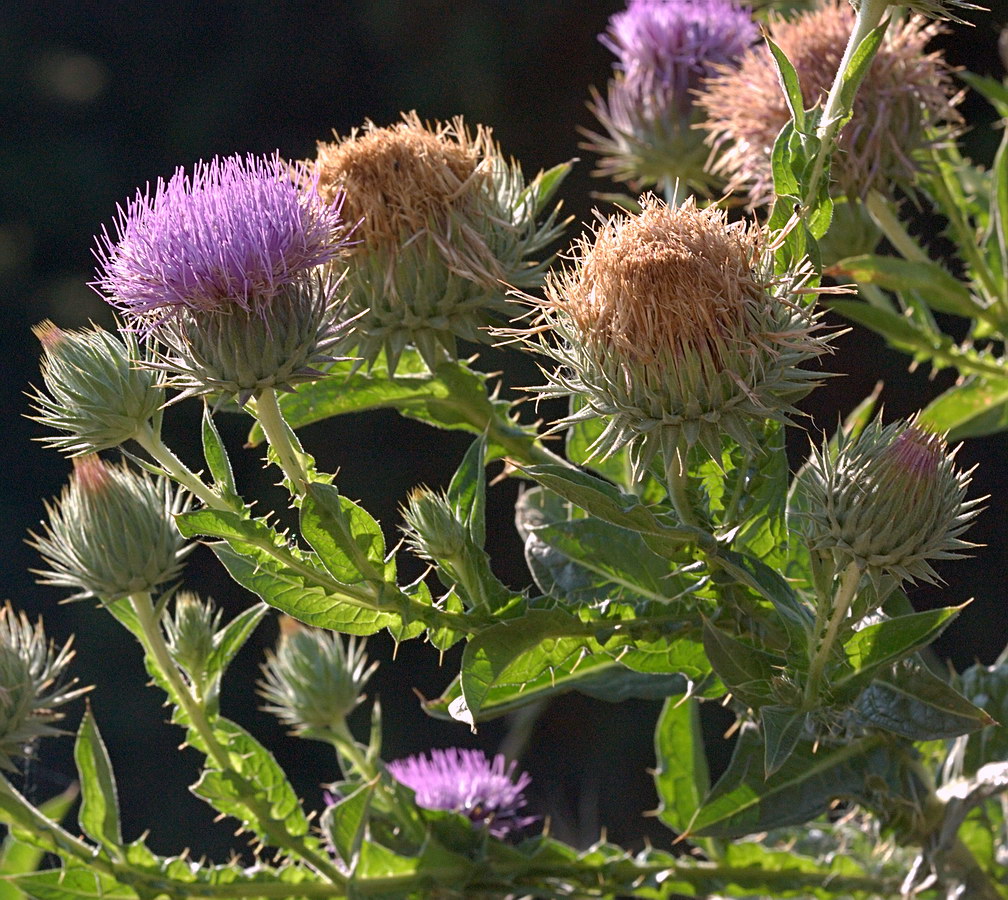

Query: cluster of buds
[93,153,351,404]
[0,604,86,771]
[258,618,377,738]
[309,112,569,372]
[29,455,190,602]
[585,0,756,191]
[510,194,830,485]
[801,419,981,586]
[699,0,961,208]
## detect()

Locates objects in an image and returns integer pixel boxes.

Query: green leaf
[322,780,374,865]
[989,124,1008,300]
[205,602,267,684]
[200,403,237,500]
[654,696,709,835]
[0,784,78,900]
[701,620,782,708]
[959,71,1008,118]
[73,709,121,849]
[687,729,899,838]
[833,253,977,318]
[959,657,1008,774]
[836,20,888,118]
[447,435,487,548]
[766,37,805,132]
[177,508,395,635]
[9,869,137,900]
[856,662,995,740]
[300,483,390,584]
[834,605,963,701]
[761,706,808,778]
[920,376,1008,440]
[454,609,598,727]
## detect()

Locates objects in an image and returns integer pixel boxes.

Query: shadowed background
[1,0,1006,859]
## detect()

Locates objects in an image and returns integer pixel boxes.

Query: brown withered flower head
[699,1,961,208]
[509,194,831,482]
[311,112,568,372]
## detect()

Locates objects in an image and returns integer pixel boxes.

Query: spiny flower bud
[509,194,829,477]
[0,603,88,771]
[698,1,961,208]
[163,592,221,682]
[258,619,377,736]
[386,748,536,839]
[93,153,351,403]
[584,0,757,190]
[401,488,469,563]
[310,112,569,373]
[30,455,191,601]
[800,419,981,584]
[29,320,164,455]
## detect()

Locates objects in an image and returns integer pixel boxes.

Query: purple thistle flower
[602,0,756,121]
[387,748,535,839]
[94,153,346,321]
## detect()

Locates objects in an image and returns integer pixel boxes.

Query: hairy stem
[254,387,309,487]
[135,422,225,510]
[804,561,862,706]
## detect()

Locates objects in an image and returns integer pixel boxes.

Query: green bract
[800,418,982,584]
[29,321,164,455]
[30,455,191,601]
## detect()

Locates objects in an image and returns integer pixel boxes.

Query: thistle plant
[2,3,1007,900]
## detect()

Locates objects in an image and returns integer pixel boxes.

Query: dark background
[1,0,1006,859]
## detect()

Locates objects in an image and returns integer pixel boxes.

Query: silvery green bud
[30,455,191,601]
[258,619,377,737]
[311,112,569,373]
[29,320,164,455]
[511,194,830,476]
[0,603,87,770]
[151,271,351,405]
[400,488,468,563]
[801,419,981,584]
[163,591,221,681]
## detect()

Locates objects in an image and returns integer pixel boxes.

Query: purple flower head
[94,153,346,321]
[603,0,756,120]
[387,748,535,839]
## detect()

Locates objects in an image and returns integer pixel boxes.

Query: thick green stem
[804,562,862,707]
[135,423,225,510]
[803,0,890,211]
[254,387,309,487]
[664,448,701,529]
[130,592,345,883]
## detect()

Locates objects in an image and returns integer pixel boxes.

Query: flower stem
[129,591,345,883]
[134,423,225,510]
[804,561,862,707]
[254,387,309,487]
[803,0,890,211]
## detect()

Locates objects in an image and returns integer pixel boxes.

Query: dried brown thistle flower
[508,194,831,478]
[698,1,961,208]
[311,112,568,372]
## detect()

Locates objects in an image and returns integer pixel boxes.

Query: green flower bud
[310,112,569,373]
[152,271,351,405]
[258,619,377,736]
[511,194,830,477]
[163,591,221,681]
[0,603,88,770]
[30,455,191,601]
[29,321,164,456]
[400,488,469,563]
[800,419,981,584]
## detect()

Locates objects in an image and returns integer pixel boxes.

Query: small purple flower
[387,748,535,839]
[94,153,345,321]
[603,0,756,120]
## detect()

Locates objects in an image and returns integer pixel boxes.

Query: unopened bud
[258,620,377,736]
[29,321,164,455]
[801,419,981,584]
[401,488,468,563]
[30,455,191,601]
[163,592,221,680]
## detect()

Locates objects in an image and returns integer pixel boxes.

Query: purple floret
[94,153,345,321]
[387,748,535,839]
[603,0,757,119]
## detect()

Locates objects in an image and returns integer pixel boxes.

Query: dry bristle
[700,1,960,206]
[552,194,766,363]
[313,112,495,251]
[32,319,66,352]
